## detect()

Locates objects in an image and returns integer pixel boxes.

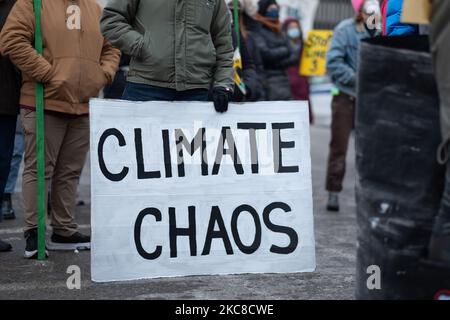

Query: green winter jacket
[100,0,234,92]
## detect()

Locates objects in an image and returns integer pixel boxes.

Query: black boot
[0,239,12,252]
[2,193,16,220]
[327,192,340,212]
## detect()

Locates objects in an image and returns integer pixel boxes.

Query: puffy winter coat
[252,26,298,101]
[245,32,266,101]
[385,0,419,36]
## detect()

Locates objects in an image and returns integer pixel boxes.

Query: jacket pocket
[44,58,80,104]
[44,58,106,104]
[79,62,107,102]
[139,31,153,62]
[195,0,215,33]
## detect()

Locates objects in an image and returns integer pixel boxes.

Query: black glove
[212,87,232,113]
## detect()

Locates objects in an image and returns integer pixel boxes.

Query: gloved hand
[212,87,232,113]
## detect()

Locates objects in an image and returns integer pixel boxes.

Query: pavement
[0,93,358,300]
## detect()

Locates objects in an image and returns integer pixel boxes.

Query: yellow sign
[299,30,333,77]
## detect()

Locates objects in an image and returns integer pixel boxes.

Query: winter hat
[258,0,278,16]
[351,0,365,12]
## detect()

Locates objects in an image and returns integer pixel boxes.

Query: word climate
[97,122,300,181]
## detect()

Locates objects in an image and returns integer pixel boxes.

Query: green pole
[233,0,240,49]
[33,0,46,260]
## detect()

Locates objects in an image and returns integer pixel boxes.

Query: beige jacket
[0,0,120,115]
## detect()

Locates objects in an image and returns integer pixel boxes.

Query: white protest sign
[90,100,315,282]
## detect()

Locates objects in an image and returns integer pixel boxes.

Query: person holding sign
[325,0,381,212]
[0,0,120,259]
[100,0,234,113]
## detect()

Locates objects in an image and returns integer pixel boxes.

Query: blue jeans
[0,115,17,221]
[4,119,24,194]
[122,82,209,102]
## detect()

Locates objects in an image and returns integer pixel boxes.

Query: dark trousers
[326,92,355,192]
[0,115,17,220]
[122,82,209,102]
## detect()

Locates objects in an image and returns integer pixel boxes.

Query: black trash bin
[355,36,449,300]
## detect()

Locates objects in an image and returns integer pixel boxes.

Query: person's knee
[53,164,83,182]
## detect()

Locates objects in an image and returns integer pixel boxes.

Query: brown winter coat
[0,0,120,115]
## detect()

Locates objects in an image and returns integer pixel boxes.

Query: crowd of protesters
[0,0,448,266]
[0,0,311,258]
